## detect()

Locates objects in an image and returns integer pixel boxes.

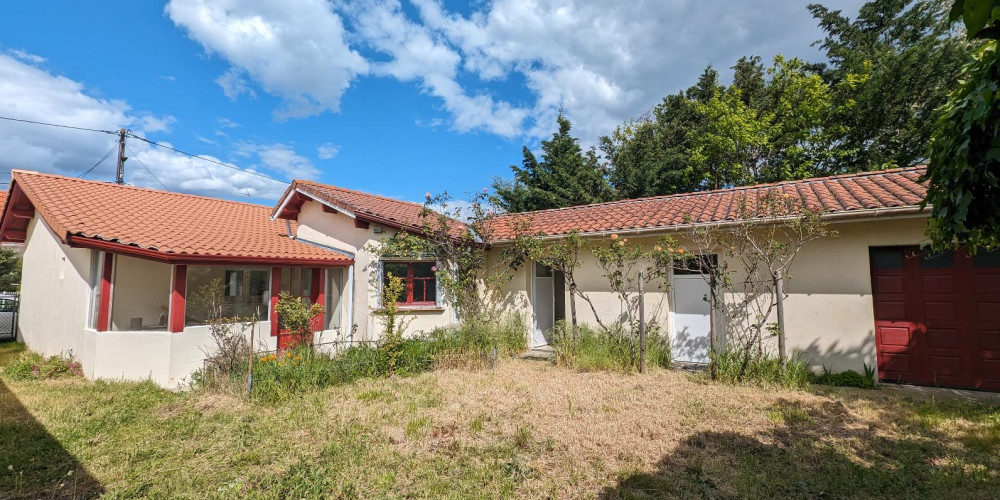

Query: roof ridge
[11,169,274,210]
[296,180,426,209]
[493,166,927,219]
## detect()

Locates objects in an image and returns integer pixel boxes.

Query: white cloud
[317,143,340,160]
[234,142,320,179]
[217,117,240,128]
[166,0,369,119]
[165,0,864,142]
[8,49,46,64]
[0,53,290,200]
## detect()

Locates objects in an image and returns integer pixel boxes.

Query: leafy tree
[493,112,612,212]
[0,249,21,292]
[602,67,721,198]
[809,0,971,171]
[924,0,1000,251]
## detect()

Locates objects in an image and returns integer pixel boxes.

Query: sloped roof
[487,166,928,241]
[272,180,468,238]
[0,170,352,265]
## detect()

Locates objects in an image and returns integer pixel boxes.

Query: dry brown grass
[2,352,999,499]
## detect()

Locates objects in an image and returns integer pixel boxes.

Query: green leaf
[964,0,995,39]
[951,0,967,22]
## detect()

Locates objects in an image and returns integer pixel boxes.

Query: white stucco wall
[490,214,930,374]
[17,214,96,372]
[294,199,457,341]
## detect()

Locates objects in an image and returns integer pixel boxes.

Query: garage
[870,246,1000,390]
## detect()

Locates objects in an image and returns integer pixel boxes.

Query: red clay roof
[273,180,468,238]
[1,170,352,265]
[487,167,928,241]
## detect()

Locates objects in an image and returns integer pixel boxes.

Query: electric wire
[126,132,287,184]
[0,115,117,135]
[77,145,119,179]
[125,144,170,192]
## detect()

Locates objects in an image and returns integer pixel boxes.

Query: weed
[1,351,82,381]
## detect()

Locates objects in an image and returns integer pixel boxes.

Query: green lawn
[1,341,998,499]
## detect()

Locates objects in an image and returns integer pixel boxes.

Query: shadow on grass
[601,398,999,500]
[0,378,103,499]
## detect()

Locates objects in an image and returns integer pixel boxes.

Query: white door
[532,263,554,347]
[671,273,712,363]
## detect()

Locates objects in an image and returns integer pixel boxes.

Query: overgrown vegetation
[711,350,812,388]
[1,350,82,381]
[550,322,670,372]
[2,343,998,499]
[810,364,879,389]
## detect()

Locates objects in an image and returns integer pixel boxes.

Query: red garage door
[870,247,1000,390]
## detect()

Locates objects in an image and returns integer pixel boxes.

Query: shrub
[712,349,811,388]
[810,365,877,389]
[2,351,83,381]
[551,322,671,372]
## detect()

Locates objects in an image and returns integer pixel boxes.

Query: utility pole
[115,128,127,184]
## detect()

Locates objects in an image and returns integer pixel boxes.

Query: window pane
[327,268,344,329]
[673,255,717,275]
[920,250,953,269]
[974,248,1000,268]
[871,248,903,270]
[412,262,436,303]
[187,266,270,324]
[535,263,552,277]
[87,250,102,329]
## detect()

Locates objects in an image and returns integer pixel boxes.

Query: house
[0,170,353,387]
[486,166,1000,391]
[4,166,998,391]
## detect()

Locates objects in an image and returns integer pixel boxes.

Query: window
[327,268,345,329]
[186,266,269,324]
[87,250,103,329]
[382,261,437,306]
[673,254,718,275]
[921,250,953,269]
[870,247,904,270]
[280,267,313,300]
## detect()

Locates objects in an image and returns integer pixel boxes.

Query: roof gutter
[488,205,928,244]
[67,236,354,267]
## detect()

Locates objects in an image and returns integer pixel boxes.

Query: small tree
[678,190,834,377]
[0,249,21,292]
[191,278,256,377]
[275,293,324,349]
[513,231,590,342]
[374,272,408,375]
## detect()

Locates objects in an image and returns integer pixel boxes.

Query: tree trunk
[638,272,646,374]
[774,270,787,372]
[569,279,579,343]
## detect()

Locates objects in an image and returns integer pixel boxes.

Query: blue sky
[0,0,863,205]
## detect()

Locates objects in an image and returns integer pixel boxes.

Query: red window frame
[383,261,437,306]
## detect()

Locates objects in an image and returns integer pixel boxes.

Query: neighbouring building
[3,166,998,391]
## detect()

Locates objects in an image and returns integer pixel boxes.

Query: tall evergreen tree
[809,0,971,171]
[493,113,611,212]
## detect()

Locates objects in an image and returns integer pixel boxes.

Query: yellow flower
[295,355,302,361]
[260,357,267,363]
[617,240,625,247]
[677,248,685,254]
[667,247,674,253]
[268,354,276,361]
[285,352,292,359]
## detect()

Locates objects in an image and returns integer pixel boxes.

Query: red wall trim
[66,236,353,267]
[311,267,325,328]
[96,252,114,332]
[169,265,187,333]
[270,267,282,337]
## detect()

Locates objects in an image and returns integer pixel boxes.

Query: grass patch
[1,348,83,381]
[2,345,999,498]
[711,349,812,388]
[550,322,671,372]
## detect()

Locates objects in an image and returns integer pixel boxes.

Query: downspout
[285,219,294,239]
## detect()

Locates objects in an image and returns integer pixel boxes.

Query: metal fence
[0,292,19,342]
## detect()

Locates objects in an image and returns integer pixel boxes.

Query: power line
[0,115,117,135]
[126,132,287,184]
[125,144,170,192]
[78,145,118,179]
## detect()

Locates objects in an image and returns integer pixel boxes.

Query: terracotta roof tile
[274,180,468,238]
[487,167,928,240]
[3,170,351,264]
